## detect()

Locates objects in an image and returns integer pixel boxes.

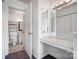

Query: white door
[23,11,32,59]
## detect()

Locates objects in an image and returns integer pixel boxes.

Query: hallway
[5,50,30,59]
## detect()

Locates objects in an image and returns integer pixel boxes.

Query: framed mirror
[18,21,23,31]
[41,10,49,34]
[50,11,56,33]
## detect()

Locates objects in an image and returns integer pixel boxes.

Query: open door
[23,11,32,59]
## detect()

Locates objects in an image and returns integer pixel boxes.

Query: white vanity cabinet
[56,2,77,59]
[40,2,77,59]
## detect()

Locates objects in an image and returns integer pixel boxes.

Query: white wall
[2,0,28,59]
[38,0,51,58]
[9,8,24,22]
[32,0,38,58]
[38,0,50,39]
[32,0,50,58]
[2,2,9,59]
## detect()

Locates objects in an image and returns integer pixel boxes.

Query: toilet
[10,32,18,46]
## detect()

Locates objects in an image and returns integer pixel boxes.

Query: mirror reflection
[41,2,77,41]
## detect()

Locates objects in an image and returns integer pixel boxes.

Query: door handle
[28,32,32,35]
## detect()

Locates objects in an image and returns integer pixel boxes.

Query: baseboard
[32,54,36,59]
[42,54,57,59]
[32,50,38,59]
[40,53,48,59]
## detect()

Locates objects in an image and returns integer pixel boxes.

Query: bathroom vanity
[40,37,73,53]
[40,2,77,59]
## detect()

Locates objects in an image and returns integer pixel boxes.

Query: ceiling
[18,0,67,5]
[19,0,32,3]
[19,0,63,4]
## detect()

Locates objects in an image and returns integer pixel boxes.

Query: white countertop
[40,37,73,53]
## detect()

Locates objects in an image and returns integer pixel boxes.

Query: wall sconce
[53,0,72,10]
[16,18,23,31]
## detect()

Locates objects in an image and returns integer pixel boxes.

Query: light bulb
[16,18,23,22]
[56,4,58,6]
[60,2,63,4]
[65,0,71,3]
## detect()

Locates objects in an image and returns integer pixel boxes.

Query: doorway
[8,7,25,54]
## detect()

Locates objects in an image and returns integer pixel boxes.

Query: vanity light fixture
[65,0,71,3]
[53,0,72,10]
[16,18,23,22]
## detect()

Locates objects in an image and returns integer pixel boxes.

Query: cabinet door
[71,13,77,33]
[56,15,71,40]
